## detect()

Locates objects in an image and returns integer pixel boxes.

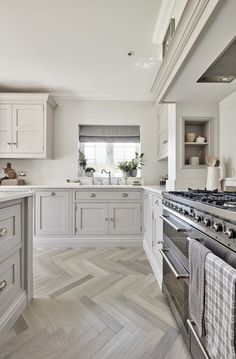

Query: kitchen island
[0,191,33,338]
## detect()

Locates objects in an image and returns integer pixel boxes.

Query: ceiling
[0,0,162,100]
[163,0,236,103]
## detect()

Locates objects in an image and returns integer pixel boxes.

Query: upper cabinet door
[12,104,44,154]
[0,105,12,154]
[108,202,142,235]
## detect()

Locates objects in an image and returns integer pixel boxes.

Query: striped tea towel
[205,253,236,359]
[189,239,211,337]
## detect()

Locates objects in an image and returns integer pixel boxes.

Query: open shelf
[182,117,212,167]
[184,142,208,145]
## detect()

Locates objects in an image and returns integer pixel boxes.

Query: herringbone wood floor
[0,248,191,359]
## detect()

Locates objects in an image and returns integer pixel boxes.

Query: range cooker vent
[197,37,236,83]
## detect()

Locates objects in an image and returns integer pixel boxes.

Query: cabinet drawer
[75,190,142,201]
[0,250,22,314]
[0,204,21,257]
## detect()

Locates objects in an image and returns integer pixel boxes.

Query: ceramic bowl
[186,132,196,142]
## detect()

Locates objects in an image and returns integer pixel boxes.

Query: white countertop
[0,191,34,202]
[0,184,165,195]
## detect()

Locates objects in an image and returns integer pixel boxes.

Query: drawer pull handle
[163,140,168,144]
[121,193,128,198]
[157,241,163,244]
[7,142,12,145]
[0,228,7,236]
[89,193,96,198]
[0,280,7,291]
[50,192,56,196]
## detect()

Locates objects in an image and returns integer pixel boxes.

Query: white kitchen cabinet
[35,191,70,236]
[0,94,55,159]
[157,105,168,160]
[144,191,153,247]
[75,203,109,235]
[0,105,12,154]
[108,202,142,235]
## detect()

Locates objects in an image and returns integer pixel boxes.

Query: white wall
[0,100,167,185]
[219,91,236,178]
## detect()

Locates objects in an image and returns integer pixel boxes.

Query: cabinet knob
[155,200,159,205]
[110,218,114,221]
[89,193,96,198]
[105,217,108,221]
[50,192,56,196]
[0,280,7,291]
[12,142,16,145]
[157,241,163,244]
[0,228,7,237]
[7,142,12,145]
[121,193,128,198]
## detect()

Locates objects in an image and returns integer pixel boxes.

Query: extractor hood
[197,36,236,83]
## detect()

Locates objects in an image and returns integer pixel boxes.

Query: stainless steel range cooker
[160,189,236,359]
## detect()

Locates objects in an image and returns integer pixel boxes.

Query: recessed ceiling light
[127,51,135,56]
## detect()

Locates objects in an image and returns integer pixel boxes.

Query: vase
[130,169,137,177]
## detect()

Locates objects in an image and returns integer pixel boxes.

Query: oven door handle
[159,215,187,232]
[187,320,210,359]
[160,249,189,279]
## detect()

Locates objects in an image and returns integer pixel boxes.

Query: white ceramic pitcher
[206,167,224,190]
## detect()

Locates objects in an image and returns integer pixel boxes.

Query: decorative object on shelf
[0,163,20,185]
[159,175,168,186]
[118,153,144,177]
[196,136,206,143]
[185,132,196,142]
[85,167,95,177]
[189,156,200,166]
[4,163,17,179]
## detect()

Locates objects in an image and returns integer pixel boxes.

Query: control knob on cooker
[213,223,223,232]
[226,228,236,239]
[203,218,211,226]
[195,214,201,222]
[183,210,189,216]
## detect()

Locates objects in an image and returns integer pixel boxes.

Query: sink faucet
[101,169,112,185]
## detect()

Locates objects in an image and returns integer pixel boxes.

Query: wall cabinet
[157,105,168,160]
[35,191,70,236]
[0,94,56,159]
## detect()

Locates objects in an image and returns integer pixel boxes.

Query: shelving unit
[182,117,212,168]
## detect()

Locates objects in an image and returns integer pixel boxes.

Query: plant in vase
[85,167,95,177]
[129,152,144,177]
[78,150,87,176]
[117,161,131,177]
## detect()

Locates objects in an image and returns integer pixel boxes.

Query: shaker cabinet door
[12,104,44,154]
[108,202,142,235]
[35,191,70,236]
[0,105,12,154]
[75,203,109,235]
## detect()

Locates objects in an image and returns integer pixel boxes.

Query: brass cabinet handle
[121,193,128,198]
[0,228,7,236]
[89,193,96,198]
[0,280,7,291]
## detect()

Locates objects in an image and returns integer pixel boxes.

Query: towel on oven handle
[189,239,211,337]
[205,253,236,359]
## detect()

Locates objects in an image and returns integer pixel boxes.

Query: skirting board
[34,237,143,248]
[143,238,162,289]
[0,292,27,338]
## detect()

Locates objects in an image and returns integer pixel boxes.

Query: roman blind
[79,125,140,143]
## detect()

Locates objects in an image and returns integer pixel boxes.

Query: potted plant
[129,152,144,177]
[117,161,131,177]
[85,167,95,177]
[78,150,87,176]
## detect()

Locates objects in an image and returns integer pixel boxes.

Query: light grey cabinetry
[35,190,70,236]
[0,195,33,337]
[143,189,163,288]
[108,202,142,235]
[76,203,109,235]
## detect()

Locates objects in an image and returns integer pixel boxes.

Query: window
[79,125,141,177]
[80,142,140,177]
